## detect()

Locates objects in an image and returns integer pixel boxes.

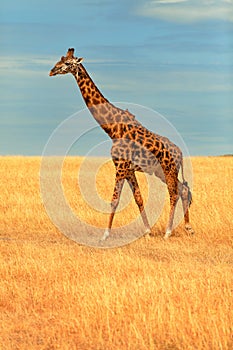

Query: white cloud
[135,0,233,22]
[0,55,54,71]
[1,55,232,95]
[0,55,126,73]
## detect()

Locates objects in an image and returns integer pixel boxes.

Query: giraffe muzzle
[49,69,57,76]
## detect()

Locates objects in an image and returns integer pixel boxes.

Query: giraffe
[49,48,194,240]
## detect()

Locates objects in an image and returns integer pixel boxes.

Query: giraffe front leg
[127,171,151,237]
[100,176,125,242]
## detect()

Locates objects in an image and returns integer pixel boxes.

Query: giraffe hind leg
[179,181,195,235]
[164,197,178,239]
[164,175,179,239]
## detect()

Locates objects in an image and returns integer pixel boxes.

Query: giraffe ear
[61,56,66,62]
[77,57,83,64]
[66,48,75,58]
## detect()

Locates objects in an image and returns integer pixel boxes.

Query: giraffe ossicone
[49,48,194,240]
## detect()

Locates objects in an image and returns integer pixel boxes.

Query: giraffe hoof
[164,230,172,239]
[99,229,110,242]
[144,228,151,236]
[185,224,195,235]
[142,228,152,240]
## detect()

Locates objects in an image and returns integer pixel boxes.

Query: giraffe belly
[111,140,159,175]
[131,159,165,181]
[130,155,157,175]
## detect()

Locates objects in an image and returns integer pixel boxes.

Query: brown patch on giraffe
[99,105,109,115]
[92,98,100,105]
[115,114,122,123]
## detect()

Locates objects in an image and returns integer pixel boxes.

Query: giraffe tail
[180,157,192,207]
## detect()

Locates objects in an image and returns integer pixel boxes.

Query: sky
[0,0,233,156]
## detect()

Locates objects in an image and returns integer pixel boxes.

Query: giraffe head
[49,48,83,76]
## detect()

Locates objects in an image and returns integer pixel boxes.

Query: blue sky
[0,0,232,155]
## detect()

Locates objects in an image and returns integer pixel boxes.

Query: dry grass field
[0,156,232,349]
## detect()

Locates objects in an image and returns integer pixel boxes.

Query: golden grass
[0,156,232,349]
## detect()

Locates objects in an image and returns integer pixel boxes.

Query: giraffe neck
[73,64,111,125]
[72,64,136,137]
[74,64,108,107]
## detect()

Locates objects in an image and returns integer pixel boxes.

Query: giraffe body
[50,48,194,240]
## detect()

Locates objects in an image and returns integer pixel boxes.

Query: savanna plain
[0,156,232,350]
